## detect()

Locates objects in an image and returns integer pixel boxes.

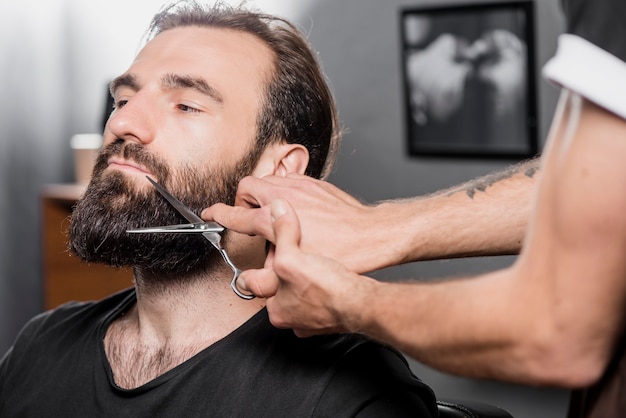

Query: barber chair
[437,399,514,418]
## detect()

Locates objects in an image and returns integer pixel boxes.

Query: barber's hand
[238,199,372,337]
[202,173,385,273]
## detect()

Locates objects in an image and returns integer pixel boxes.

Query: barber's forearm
[348,266,590,387]
[374,158,540,267]
[345,269,529,380]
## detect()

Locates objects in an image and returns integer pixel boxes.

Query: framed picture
[400,1,538,158]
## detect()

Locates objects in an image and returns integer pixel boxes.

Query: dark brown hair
[145,0,341,179]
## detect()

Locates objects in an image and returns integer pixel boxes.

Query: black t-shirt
[562,0,626,61]
[0,289,437,417]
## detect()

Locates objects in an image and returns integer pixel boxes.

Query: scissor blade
[146,176,220,228]
[127,222,224,234]
[202,231,223,251]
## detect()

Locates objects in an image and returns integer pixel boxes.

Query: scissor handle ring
[230,271,255,300]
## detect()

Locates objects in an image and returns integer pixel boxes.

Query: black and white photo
[400,1,538,158]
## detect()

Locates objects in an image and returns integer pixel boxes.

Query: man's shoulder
[12,288,135,348]
[224,320,438,417]
[42,287,133,323]
[315,337,438,417]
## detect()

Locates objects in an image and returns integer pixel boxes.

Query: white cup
[70,134,103,184]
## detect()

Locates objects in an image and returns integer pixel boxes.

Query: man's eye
[114,100,128,110]
[177,104,201,113]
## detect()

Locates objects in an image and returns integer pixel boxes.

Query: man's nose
[106,92,157,146]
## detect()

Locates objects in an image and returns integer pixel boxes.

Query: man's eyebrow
[109,73,138,97]
[162,73,224,104]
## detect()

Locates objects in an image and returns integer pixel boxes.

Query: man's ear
[275,144,309,177]
[252,143,309,177]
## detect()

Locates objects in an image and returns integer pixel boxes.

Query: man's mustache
[93,140,170,182]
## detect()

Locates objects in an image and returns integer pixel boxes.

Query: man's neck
[135,265,264,340]
[104,265,265,389]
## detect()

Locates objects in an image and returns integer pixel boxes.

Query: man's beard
[69,140,261,281]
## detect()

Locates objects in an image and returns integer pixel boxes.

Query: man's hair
[145,0,341,179]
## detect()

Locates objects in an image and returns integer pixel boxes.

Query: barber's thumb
[237,269,279,298]
[271,199,301,248]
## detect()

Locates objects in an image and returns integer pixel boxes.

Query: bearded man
[0,2,436,417]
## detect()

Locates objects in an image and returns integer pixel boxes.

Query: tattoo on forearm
[524,166,538,178]
[448,159,540,199]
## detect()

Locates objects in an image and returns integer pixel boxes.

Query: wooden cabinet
[41,184,133,310]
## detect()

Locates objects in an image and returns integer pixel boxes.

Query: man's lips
[107,156,153,176]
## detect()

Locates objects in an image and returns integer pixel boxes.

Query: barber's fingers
[236,174,360,208]
[233,199,301,299]
[233,175,299,208]
[270,199,301,253]
[202,175,309,241]
[237,242,278,298]
[237,268,280,299]
[202,202,274,242]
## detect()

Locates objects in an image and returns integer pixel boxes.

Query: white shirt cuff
[542,33,626,120]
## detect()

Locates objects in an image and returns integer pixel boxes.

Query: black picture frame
[400,1,538,159]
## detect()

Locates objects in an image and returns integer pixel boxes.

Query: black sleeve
[562,0,626,61]
[314,342,438,418]
[0,301,89,388]
[0,311,50,398]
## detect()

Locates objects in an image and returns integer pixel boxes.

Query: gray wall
[1,0,570,416]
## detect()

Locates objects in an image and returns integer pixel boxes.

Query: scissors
[126,176,255,300]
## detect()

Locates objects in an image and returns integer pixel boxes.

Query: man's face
[70,26,274,277]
